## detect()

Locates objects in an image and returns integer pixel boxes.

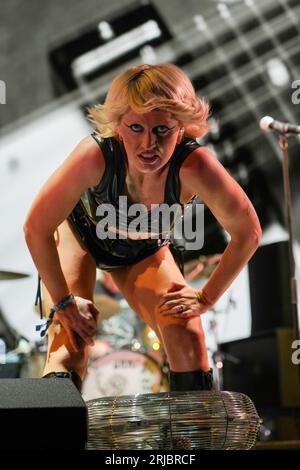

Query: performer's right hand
[55,296,100,351]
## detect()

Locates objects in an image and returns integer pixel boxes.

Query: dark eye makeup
[125,124,176,134]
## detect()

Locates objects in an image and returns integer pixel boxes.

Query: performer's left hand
[158,281,211,318]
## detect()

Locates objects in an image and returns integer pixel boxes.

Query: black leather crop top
[66,132,201,272]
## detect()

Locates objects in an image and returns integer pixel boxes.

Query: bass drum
[82,349,168,401]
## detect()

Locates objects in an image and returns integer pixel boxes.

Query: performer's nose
[141,131,157,151]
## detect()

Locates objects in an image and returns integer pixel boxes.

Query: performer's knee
[156,318,209,373]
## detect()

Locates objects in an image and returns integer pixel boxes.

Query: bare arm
[23,135,104,305]
[182,147,262,304]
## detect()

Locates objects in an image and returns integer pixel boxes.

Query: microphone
[260,116,300,135]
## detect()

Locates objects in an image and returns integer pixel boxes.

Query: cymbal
[0,270,30,280]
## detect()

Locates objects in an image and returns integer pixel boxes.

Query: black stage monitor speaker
[248,241,293,334]
[220,328,300,409]
[0,378,87,450]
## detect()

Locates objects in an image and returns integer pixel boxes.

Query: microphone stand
[278,132,300,390]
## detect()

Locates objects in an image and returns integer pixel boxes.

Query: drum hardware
[19,339,47,379]
[0,306,23,351]
[0,336,32,378]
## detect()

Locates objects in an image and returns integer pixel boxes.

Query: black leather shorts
[67,200,173,272]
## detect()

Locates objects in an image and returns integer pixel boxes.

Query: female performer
[24,63,261,392]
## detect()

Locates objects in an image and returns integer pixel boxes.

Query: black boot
[169,368,213,391]
[43,370,82,392]
[162,369,214,450]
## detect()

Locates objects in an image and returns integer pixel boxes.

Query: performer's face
[118,109,183,174]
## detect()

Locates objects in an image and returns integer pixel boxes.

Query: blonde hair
[87,63,211,139]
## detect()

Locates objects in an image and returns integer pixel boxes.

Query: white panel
[0,103,90,341]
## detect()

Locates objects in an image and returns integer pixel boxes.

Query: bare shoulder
[180,145,261,240]
[182,145,237,185]
[180,145,248,210]
[180,146,224,197]
[77,133,101,152]
[181,145,219,175]
[72,134,105,186]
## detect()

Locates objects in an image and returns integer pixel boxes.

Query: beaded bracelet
[50,293,75,314]
[36,293,75,338]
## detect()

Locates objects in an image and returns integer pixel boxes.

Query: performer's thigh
[42,219,97,375]
[110,246,210,372]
